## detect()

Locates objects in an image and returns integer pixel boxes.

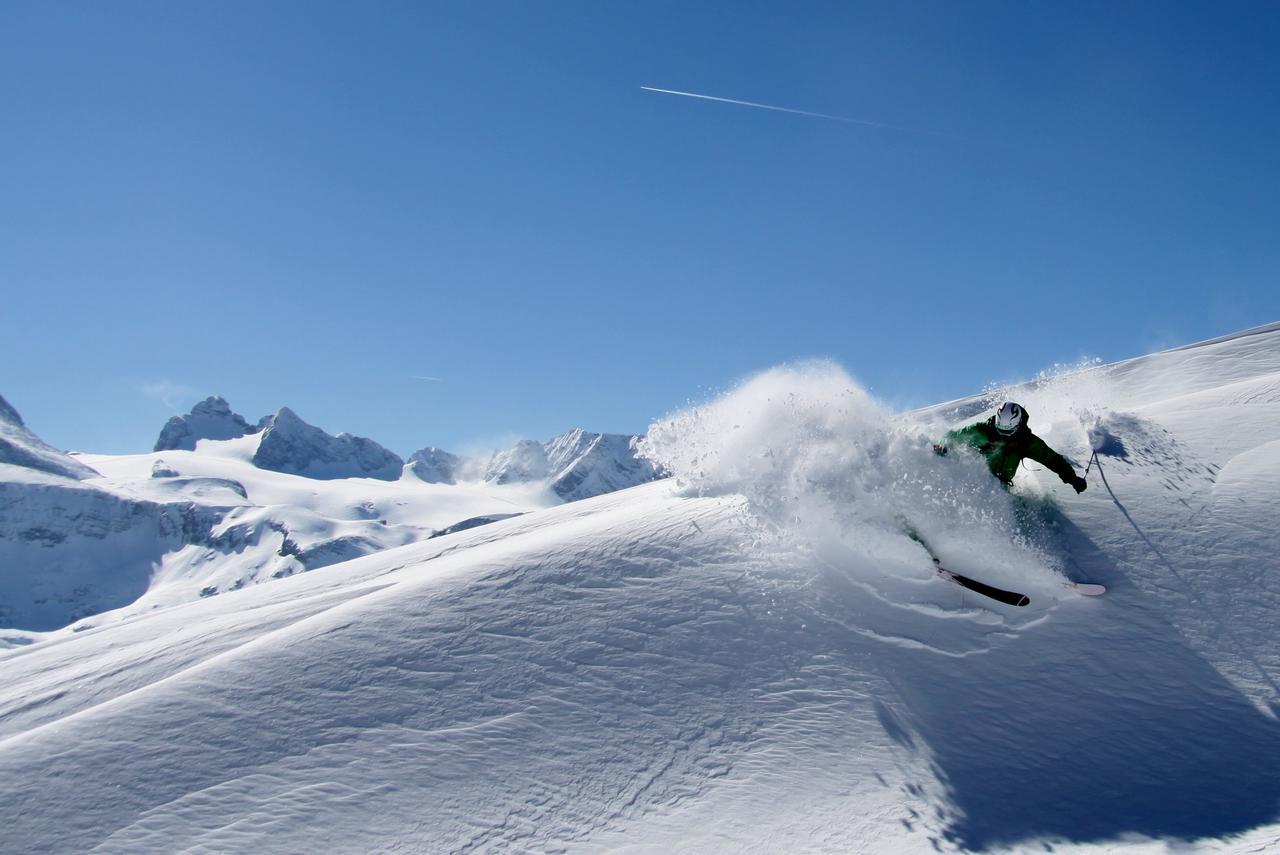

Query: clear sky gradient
[4,2,1278,456]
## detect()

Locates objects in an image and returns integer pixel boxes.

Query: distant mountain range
[154,395,661,497]
[0,394,663,634]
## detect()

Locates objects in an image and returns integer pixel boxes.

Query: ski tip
[1066,582,1107,596]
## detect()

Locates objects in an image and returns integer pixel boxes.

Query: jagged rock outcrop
[252,407,403,481]
[154,396,257,452]
[407,447,461,484]
[0,394,99,480]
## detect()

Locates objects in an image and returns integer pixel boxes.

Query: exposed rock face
[252,407,404,481]
[154,396,257,452]
[151,460,180,478]
[407,447,461,484]
[0,394,99,481]
[0,477,221,631]
[429,513,523,539]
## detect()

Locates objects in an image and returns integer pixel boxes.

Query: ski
[899,519,1031,607]
[1064,581,1106,596]
[935,564,1031,607]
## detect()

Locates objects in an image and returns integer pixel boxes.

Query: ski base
[901,520,1032,607]
[936,566,1031,607]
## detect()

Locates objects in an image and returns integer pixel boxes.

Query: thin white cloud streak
[138,380,196,410]
[640,85,967,141]
[412,376,445,382]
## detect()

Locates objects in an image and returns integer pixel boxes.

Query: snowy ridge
[2,325,1280,852]
[0,394,99,481]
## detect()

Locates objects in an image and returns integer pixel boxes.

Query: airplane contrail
[640,85,961,140]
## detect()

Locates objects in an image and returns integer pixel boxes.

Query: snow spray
[639,361,1070,595]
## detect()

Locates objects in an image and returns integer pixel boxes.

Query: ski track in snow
[3,323,1280,853]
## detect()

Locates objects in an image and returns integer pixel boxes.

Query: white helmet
[994,402,1026,435]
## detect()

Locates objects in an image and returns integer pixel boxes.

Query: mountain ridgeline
[0,394,663,633]
[153,396,661,495]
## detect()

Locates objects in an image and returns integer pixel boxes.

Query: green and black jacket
[941,413,1076,486]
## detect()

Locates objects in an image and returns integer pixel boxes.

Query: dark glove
[1070,475,1087,494]
[933,444,948,456]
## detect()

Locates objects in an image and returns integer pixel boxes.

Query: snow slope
[59,434,555,630]
[2,324,1279,853]
[0,393,99,480]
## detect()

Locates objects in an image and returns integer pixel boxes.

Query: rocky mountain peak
[154,396,257,452]
[252,407,403,481]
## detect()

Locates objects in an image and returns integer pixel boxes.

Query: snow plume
[641,362,1069,602]
[972,359,1123,480]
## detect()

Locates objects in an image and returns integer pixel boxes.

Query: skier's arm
[1025,435,1080,485]
[936,424,985,455]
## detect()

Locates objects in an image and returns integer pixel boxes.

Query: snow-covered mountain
[406,446,461,484]
[0,393,99,480]
[482,437,550,483]
[251,406,404,480]
[154,395,258,451]
[3,323,1280,853]
[0,401,657,634]
[155,398,405,480]
[0,468,208,631]
[484,428,662,500]
[0,396,207,630]
[0,400,556,632]
[153,399,663,501]
[546,428,662,501]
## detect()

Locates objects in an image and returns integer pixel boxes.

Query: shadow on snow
[875,509,1280,851]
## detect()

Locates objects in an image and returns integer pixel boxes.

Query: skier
[934,402,1088,493]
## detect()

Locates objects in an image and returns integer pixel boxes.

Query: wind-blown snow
[641,361,1070,605]
[3,324,1280,853]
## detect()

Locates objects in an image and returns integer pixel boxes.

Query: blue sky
[3,1,1278,456]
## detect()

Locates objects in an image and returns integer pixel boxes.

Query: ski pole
[1083,449,1098,480]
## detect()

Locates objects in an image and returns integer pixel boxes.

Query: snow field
[2,323,1280,852]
